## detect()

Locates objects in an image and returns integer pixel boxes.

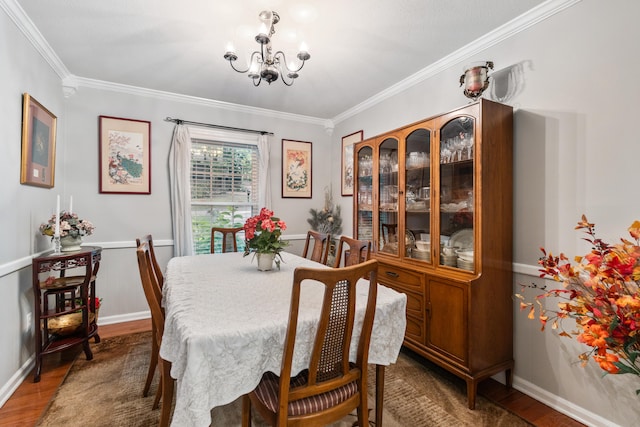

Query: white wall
[0,5,67,402]
[2,0,639,426]
[331,1,639,425]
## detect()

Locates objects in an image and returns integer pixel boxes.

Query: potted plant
[40,211,95,252]
[243,207,288,270]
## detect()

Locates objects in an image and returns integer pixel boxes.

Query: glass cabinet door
[355,145,373,243]
[378,137,399,255]
[438,116,475,271]
[404,128,431,262]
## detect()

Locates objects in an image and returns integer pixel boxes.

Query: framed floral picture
[282,139,312,198]
[99,115,151,194]
[20,93,57,188]
[341,130,363,196]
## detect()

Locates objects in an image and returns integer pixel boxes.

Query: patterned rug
[36,332,530,426]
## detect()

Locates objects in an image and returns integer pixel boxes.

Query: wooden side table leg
[34,355,42,383]
[82,339,93,361]
[376,364,385,426]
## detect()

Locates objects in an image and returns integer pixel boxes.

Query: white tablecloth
[160,251,407,427]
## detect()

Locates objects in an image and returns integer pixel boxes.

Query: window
[190,139,259,254]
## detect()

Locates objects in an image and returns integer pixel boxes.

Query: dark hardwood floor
[0,319,584,426]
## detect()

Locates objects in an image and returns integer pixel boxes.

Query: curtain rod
[164,117,273,136]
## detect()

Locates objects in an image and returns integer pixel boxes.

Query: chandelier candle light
[224,10,310,86]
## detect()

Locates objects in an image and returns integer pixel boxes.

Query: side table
[31,246,102,382]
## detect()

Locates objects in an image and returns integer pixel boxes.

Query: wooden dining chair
[333,236,371,268]
[136,234,164,287]
[301,230,331,265]
[241,259,379,427]
[211,226,244,253]
[136,243,174,427]
[136,234,163,398]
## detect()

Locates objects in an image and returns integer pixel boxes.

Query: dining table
[160,251,407,427]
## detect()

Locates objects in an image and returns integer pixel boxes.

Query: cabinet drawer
[378,264,423,292]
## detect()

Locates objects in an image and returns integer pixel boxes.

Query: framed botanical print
[282,139,312,198]
[99,115,151,194]
[341,130,363,196]
[20,93,57,188]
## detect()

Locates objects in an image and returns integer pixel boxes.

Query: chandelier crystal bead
[223,10,310,87]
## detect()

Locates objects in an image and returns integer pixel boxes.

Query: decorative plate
[449,228,473,250]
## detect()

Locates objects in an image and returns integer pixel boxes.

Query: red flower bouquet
[243,208,288,263]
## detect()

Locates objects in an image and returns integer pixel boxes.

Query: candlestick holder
[53,235,62,254]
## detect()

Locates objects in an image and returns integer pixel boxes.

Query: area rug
[37,332,530,426]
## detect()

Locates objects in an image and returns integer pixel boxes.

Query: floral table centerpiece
[516,215,640,394]
[40,211,95,252]
[243,207,288,271]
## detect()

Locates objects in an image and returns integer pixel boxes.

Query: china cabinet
[353,99,513,409]
[31,246,102,382]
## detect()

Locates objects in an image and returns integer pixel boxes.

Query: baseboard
[96,310,150,326]
[0,354,35,408]
[0,311,151,409]
[512,375,619,427]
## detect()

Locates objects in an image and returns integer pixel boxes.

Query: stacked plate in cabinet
[413,248,431,261]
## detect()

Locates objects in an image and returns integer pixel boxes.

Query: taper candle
[69,195,73,214]
[55,195,60,236]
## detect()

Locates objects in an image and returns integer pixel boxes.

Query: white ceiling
[14,0,547,119]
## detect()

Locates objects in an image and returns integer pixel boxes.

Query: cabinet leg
[466,379,477,410]
[94,332,101,343]
[505,367,513,389]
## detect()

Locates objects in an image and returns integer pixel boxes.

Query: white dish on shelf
[450,228,473,250]
[457,258,474,270]
[415,241,430,251]
[441,254,457,266]
[413,250,430,261]
[455,249,474,262]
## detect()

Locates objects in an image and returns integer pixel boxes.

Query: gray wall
[1,0,638,425]
[331,1,640,426]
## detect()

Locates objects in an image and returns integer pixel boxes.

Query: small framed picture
[282,139,312,198]
[20,93,57,188]
[99,115,151,194]
[341,130,363,196]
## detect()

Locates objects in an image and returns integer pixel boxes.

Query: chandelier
[223,11,310,86]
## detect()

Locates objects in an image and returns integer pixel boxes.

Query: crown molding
[73,77,328,126]
[1,0,70,79]
[4,0,580,129]
[1,0,328,127]
[331,0,582,124]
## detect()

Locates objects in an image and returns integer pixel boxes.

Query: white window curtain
[257,133,271,209]
[171,126,271,255]
[168,124,194,256]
